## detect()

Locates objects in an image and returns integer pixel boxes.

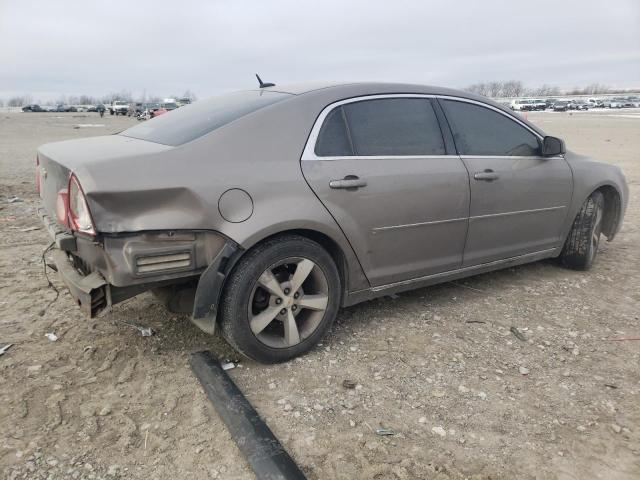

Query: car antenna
[255,74,275,88]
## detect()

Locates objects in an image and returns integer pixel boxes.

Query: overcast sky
[1,0,639,102]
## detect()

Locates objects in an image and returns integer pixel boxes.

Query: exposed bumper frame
[51,249,108,316]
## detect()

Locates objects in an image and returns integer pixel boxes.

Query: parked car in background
[36,82,628,363]
[531,99,546,111]
[177,97,192,106]
[510,99,533,111]
[545,99,558,109]
[144,102,161,112]
[110,100,130,115]
[128,102,145,117]
[87,105,98,112]
[22,104,46,112]
[162,101,178,111]
[619,98,634,108]
[572,101,589,111]
[604,98,624,108]
[150,107,169,118]
[627,97,640,107]
[553,101,569,112]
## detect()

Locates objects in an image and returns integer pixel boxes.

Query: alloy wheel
[248,257,329,348]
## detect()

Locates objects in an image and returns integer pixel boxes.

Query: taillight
[35,156,41,194]
[56,188,69,227]
[68,174,96,236]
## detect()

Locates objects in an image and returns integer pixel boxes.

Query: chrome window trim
[301,93,545,161]
[310,154,456,161]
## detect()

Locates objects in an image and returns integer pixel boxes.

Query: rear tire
[219,235,341,363]
[560,191,604,270]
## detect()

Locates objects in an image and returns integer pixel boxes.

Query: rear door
[438,98,572,266]
[301,95,470,287]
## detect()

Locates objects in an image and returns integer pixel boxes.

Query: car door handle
[329,176,367,189]
[473,170,500,181]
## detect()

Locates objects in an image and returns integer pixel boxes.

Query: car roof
[253,81,485,99]
[242,81,547,137]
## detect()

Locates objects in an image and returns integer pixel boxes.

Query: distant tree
[182,89,197,101]
[502,80,524,97]
[7,94,32,106]
[487,81,502,97]
[0,99,4,107]
[465,83,488,97]
[78,95,96,105]
[102,90,133,104]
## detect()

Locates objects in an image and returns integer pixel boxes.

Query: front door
[301,96,470,287]
[438,99,573,266]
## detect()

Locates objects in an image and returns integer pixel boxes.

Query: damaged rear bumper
[39,207,239,327]
[51,249,109,316]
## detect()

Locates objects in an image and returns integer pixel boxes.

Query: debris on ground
[119,321,155,337]
[431,426,447,437]
[375,427,396,436]
[342,379,357,389]
[44,333,58,342]
[519,366,530,375]
[510,326,527,341]
[7,196,22,203]
[221,361,236,371]
[19,226,40,232]
[0,343,14,356]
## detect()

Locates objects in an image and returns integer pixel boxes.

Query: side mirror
[542,136,566,156]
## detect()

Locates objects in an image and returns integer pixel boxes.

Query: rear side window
[343,98,445,156]
[441,100,540,156]
[120,90,289,146]
[315,107,353,156]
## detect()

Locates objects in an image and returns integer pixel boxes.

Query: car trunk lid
[37,135,172,227]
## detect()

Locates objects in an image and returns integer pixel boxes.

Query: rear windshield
[120,90,290,146]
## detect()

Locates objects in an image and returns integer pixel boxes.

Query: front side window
[441,100,540,156]
[314,97,446,157]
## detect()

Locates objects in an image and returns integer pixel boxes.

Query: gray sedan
[36,82,628,363]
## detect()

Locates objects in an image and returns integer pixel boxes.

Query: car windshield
[121,90,290,146]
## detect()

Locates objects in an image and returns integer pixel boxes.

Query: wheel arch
[594,184,622,241]
[237,228,351,306]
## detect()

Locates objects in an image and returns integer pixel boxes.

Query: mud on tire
[560,191,605,270]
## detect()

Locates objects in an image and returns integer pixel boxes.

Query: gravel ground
[1,110,639,480]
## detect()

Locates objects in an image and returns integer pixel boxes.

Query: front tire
[560,191,604,270]
[219,235,341,363]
